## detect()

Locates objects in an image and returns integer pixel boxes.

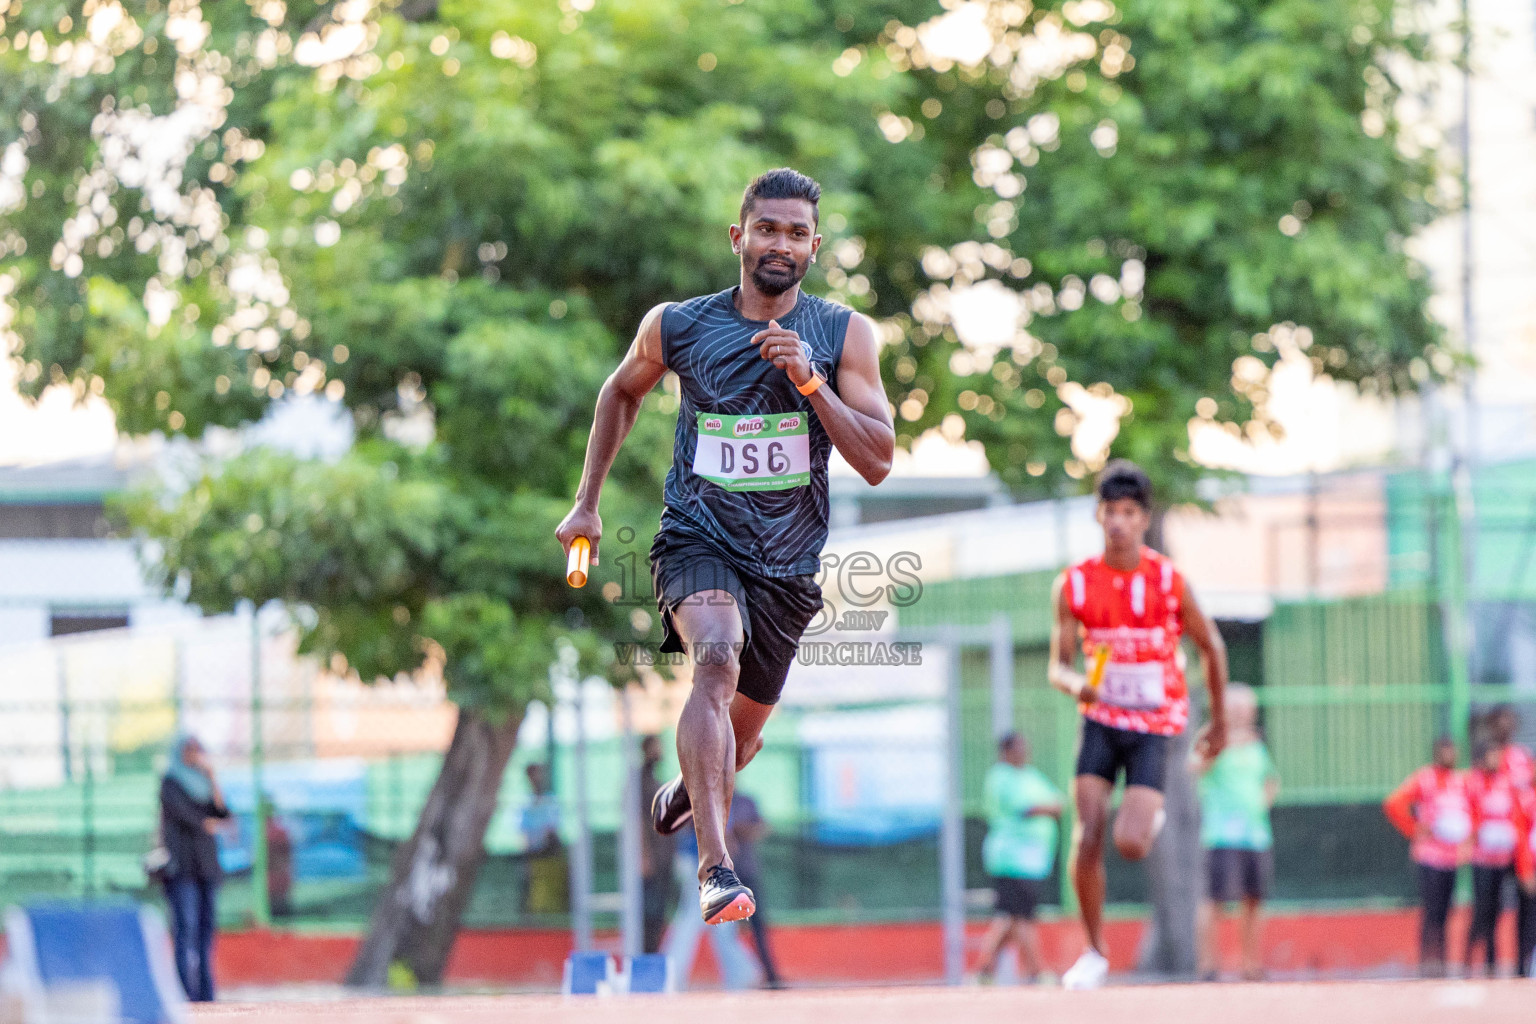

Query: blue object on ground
[626,953,671,994]
[562,951,613,995]
[4,901,186,1024]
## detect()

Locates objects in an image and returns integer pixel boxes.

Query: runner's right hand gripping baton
[566,536,591,588]
[1085,643,1110,694]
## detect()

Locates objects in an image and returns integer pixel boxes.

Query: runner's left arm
[757,314,893,485]
[1180,580,1228,759]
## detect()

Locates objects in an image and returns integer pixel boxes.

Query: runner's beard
[750,254,808,296]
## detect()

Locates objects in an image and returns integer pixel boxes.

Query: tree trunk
[1136,726,1200,979]
[346,707,521,988]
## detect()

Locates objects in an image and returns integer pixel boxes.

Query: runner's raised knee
[1114,831,1153,862]
[1112,815,1156,861]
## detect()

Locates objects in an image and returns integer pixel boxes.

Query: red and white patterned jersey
[1384,766,1471,871]
[1518,788,1536,884]
[1502,743,1535,791]
[1064,547,1188,737]
[1467,767,1527,868]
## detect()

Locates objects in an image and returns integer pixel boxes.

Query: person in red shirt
[1383,736,1471,977]
[1048,460,1229,990]
[1464,741,1529,975]
[1517,785,1536,977]
[1488,705,1536,975]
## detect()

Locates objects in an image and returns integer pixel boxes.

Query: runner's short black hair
[741,168,821,225]
[1473,738,1498,763]
[1096,459,1152,509]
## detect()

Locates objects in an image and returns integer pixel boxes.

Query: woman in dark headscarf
[159,733,230,1002]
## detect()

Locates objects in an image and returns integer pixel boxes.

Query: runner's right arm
[1047,572,1095,703]
[555,303,670,564]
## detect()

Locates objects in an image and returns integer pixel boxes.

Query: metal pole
[989,613,1013,739]
[618,686,644,958]
[568,663,594,951]
[1056,694,1078,914]
[83,727,95,899]
[1458,0,1478,472]
[58,650,72,783]
[1446,469,1474,755]
[250,604,271,927]
[940,630,966,986]
[1054,493,1070,568]
[1306,472,1320,597]
[1456,0,1479,635]
[172,636,185,734]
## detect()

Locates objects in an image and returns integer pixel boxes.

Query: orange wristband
[796,373,825,396]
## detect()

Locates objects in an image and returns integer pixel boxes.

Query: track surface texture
[195,980,1531,1024]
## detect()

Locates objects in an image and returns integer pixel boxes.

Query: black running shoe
[650,774,692,835]
[699,864,756,925]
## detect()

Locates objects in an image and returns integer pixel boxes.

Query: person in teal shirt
[1193,683,1279,981]
[978,731,1062,983]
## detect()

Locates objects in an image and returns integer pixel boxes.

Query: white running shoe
[1062,948,1109,990]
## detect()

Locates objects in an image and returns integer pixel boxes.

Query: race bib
[1478,820,1517,854]
[1099,661,1166,710]
[693,412,810,492]
[1431,808,1471,844]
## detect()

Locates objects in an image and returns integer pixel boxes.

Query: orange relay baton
[1085,643,1110,694]
[566,536,591,588]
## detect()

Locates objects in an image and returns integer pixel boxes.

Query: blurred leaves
[13,0,1450,708]
[879,0,1448,503]
[45,0,958,713]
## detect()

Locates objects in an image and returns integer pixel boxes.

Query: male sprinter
[1048,460,1228,988]
[556,169,894,924]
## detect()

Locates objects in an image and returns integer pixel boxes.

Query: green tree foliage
[4,0,964,711]
[878,0,1448,501]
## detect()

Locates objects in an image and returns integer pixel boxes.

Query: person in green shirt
[1192,683,1279,981]
[978,731,1062,983]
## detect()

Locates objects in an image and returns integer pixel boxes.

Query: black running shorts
[991,876,1042,920]
[650,530,824,707]
[1075,717,1170,790]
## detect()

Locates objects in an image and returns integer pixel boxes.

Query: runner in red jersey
[1048,461,1229,990]
[1383,737,1471,977]
[1464,740,1531,975]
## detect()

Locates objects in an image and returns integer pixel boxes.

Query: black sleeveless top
[657,287,853,577]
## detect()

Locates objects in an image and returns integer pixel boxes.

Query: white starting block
[562,952,674,996]
[2,903,186,1024]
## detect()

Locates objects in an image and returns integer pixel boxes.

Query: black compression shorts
[650,530,823,706]
[1075,717,1170,790]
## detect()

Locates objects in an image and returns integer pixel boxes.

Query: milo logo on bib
[693,411,811,492]
[733,417,767,438]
